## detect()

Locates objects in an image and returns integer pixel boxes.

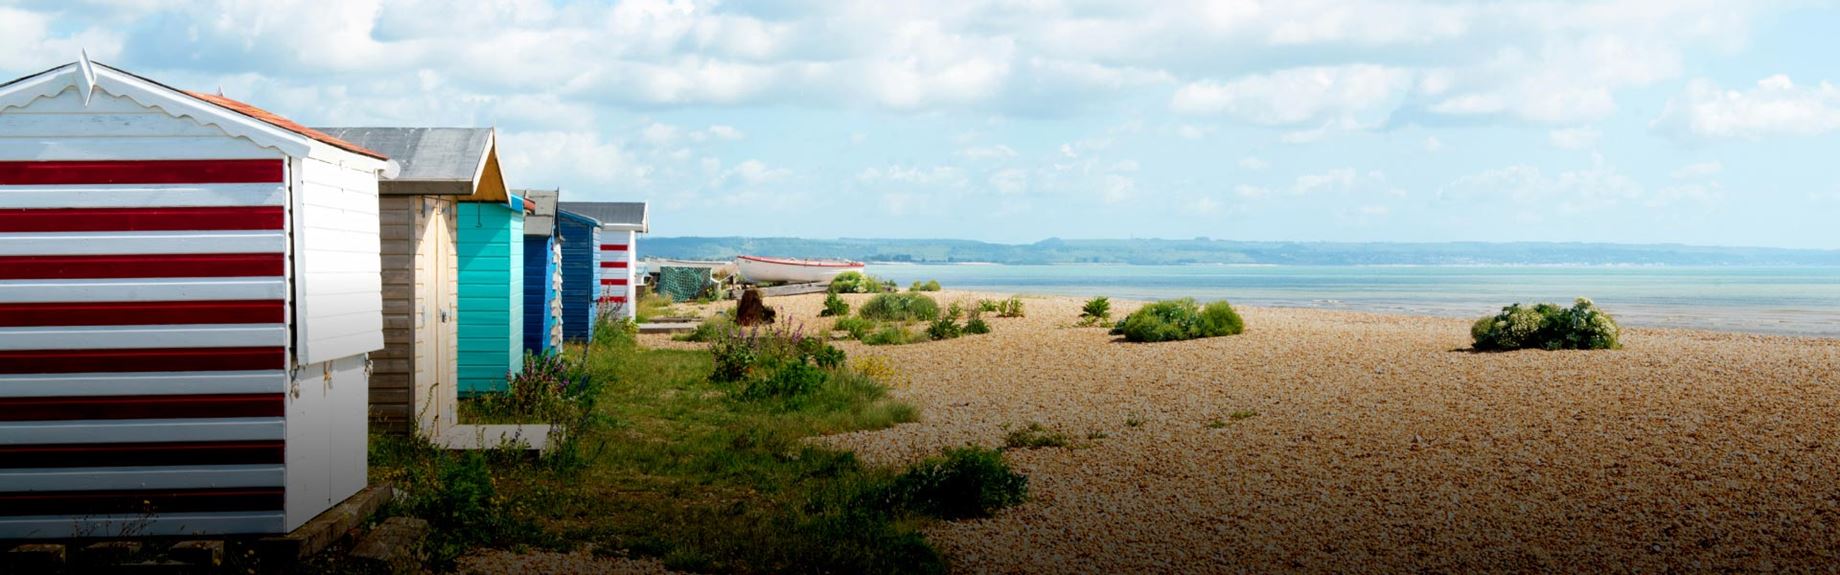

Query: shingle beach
[649,291,1840,573]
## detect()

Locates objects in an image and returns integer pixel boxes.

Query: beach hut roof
[557,209,602,227]
[520,189,560,236]
[559,201,648,232]
[0,57,389,166]
[315,127,507,201]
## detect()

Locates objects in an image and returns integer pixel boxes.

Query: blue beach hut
[555,208,603,342]
[520,190,564,354]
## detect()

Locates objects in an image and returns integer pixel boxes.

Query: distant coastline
[647,236,1840,267]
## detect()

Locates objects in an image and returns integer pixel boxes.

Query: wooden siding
[522,236,562,354]
[456,202,523,394]
[556,214,600,342]
[0,87,292,538]
[374,195,457,436]
[293,155,384,364]
[598,229,636,317]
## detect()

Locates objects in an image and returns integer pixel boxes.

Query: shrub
[1116,298,1245,343]
[926,317,962,340]
[888,446,1029,520]
[742,362,826,401]
[964,317,991,335]
[832,316,875,340]
[1078,296,1111,326]
[1472,297,1622,351]
[859,293,940,322]
[910,280,942,292]
[976,299,999,313]
[995,297,1025,318]
[829,271,883,294]
[820,292,850,317]
[863,324,926,346]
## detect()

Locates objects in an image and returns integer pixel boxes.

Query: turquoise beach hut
[457,193,527,394]
[521,190,564,354]
[556,208,603,342]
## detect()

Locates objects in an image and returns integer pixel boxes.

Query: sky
[4,1,1839,249]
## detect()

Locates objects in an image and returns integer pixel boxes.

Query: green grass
[372,319,1021,574]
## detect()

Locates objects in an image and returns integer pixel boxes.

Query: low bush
[1115,298,1244,343]
[887,446,1029,520]
[821,292,851,317]
[832,316,876,340]
[1078,296,1111,326]
[742,361,827,401]
[860,292,941,322]
[995,297,1025,318]
[863,323,927,346]
[910,279,942,292]
[829,271,884,294]
[964,317,991,335]
[926,317,962,340]
[976,299,999,313]
[1472,297,1622,351]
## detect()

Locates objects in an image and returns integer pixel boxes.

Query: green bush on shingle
[1471,297,1622,351]
[1115,298,1245,343]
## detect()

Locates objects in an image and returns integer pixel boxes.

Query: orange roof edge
[183,91,389,161]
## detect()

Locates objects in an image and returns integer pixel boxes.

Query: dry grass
[690,290,1840,573]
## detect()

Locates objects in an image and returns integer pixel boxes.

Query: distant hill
[643,237,1840,266]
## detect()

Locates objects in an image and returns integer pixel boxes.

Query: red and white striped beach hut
[0,58,390,538]
[557,202,647,318]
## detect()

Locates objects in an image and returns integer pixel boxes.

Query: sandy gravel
[667,290,1840,574]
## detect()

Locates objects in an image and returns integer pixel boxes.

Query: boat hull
[735,256,864,284]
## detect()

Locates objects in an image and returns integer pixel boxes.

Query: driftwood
[735,288,777,326]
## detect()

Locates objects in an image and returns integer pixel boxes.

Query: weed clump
[820,291,851,317]
[888,446,1029,520]
[995,297,1025,318]
[909,279,942,292]
[1003,422,1071,449]
[1115,298,1244,342]
[860,292,941,322]
[1471,297,1622,351]
[1078,296,1111,326]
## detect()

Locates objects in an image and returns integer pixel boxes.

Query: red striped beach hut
[0,58,391,538]
[557,202,647,318]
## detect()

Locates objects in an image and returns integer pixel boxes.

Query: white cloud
[1235,184,1272,199]
[1289,168,1399,197]
[1549,127,1601,150]
[1171,65,1413,130]
[1239,156,1270,171]
[960,144,1019,160]
[1654,75,1840,140]
[1424,136,1444,152]
[989,169,1029,195]
[498,130,650,195]
[1441,164,1643,212]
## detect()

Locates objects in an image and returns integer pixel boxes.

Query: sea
[863,264,1840,338]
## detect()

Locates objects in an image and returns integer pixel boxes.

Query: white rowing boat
[734,255,865,284]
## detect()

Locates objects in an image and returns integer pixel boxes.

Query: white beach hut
[0,58,390,537]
